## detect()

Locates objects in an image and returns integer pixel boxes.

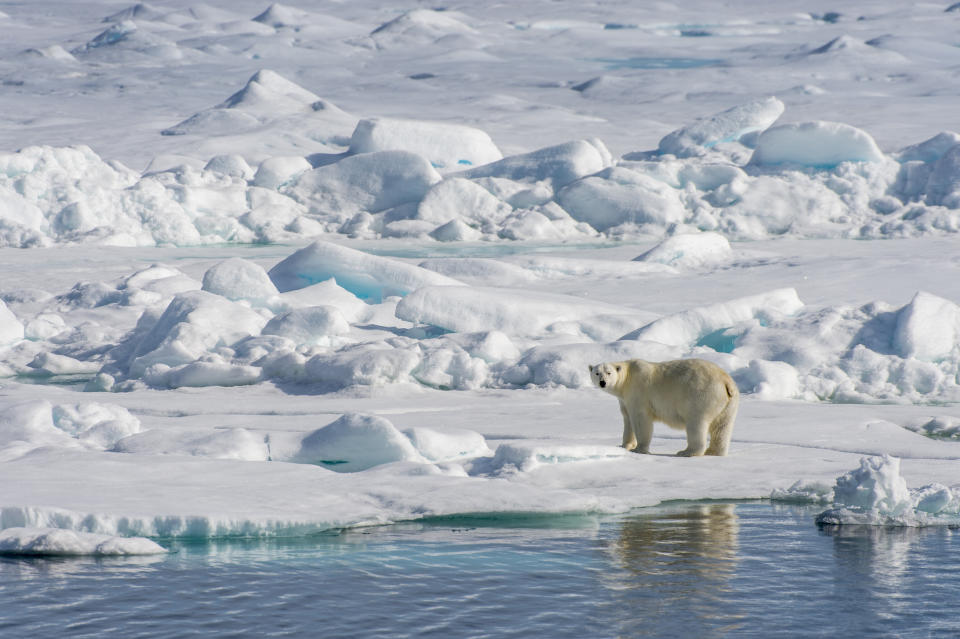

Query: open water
[1,502,958,638]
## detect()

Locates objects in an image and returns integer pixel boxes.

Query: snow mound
[633,233,733,268]
[750,121,886,168]
[805,35,907,63]
[429,219,483,242]
[658,97,784,157]
[0,400,73,452]
[459,139,612,189]
[349,118,502,171]
[261,306,351,344]
[557,167,685,231]
[269,278,369,322]
[396,285,658,339]
[201,258,279,305]
[160,70,357,160]
[621,288,803,346]
[102,3,167,23]
[172,70,319,128]
[252,156,312,189]
[416,177,512,229]
[898,131,960,164]
[0,400,141,456]
[268,240,461,300]
[110,290,267,381]
[893,291,960,361]
[283,150,441,220]
[52,403,142,449]
[403,426,491,463]
[814,455,960,526]
[72,20,180,62]
[253,3,313,28]
[0,528,165,556]
[292,413,427,472]
[371,9,476,47]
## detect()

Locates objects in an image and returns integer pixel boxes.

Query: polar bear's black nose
[599,380,606,388]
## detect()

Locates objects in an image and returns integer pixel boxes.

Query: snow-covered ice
[0,527,166,556]
[1,0,960,542]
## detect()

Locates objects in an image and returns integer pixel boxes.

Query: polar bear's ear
[588,364,594,372]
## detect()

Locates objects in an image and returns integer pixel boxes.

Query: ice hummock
[633,232,733,269]
[0,528,166,556]
[657,97,785,158]
[806,455,960,526]
[348,117,502,171]
[0,93,958,247]
[267,240,462,300]
[279,413,490,472]
[750,121,886,168]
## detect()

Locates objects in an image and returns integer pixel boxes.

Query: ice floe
[0,528,166,556]
[775,455,960,527]
[2,0,960,544]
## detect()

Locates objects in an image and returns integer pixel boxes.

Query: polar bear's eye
[615,365,621,372]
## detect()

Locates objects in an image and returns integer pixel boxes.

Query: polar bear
[589,358,739,456]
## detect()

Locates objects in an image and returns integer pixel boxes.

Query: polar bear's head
[589,362,623,393]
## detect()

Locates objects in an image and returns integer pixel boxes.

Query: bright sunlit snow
[2,0,960,550]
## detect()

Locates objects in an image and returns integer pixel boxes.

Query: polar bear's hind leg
[676,418,709,457]
[705,379,740,456]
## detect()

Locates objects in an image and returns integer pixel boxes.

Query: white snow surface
[1,1,960,540]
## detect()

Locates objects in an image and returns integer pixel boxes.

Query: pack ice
[1,67,960,247]
[1,0,960,541]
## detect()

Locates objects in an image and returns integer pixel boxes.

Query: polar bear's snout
[599,379,606,388]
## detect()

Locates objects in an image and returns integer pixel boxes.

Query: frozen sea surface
[2,503,959,639]
[2,0,960,601]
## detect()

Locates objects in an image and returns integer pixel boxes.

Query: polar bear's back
[627,358,736,428]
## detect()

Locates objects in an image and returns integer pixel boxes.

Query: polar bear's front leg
[631,411,654,454]
[619,401,638,451]
[677,420,709,457]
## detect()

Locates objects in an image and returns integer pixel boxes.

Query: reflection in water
[602,504,744,636]
[0,553,165,580]
[820,525,956,637]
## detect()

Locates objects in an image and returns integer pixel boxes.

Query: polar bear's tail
[706,378,739,456]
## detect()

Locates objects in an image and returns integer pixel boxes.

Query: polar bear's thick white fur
[589,358,739,456]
